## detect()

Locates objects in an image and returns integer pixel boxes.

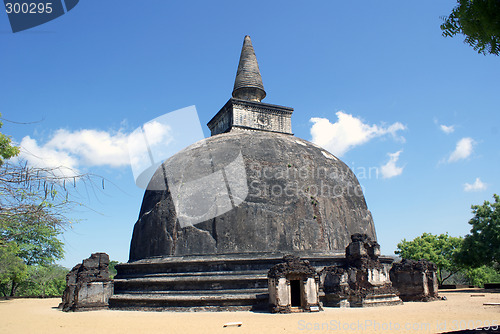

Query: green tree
[0,243,27,296]
[1,218,64,296]
[0,117,66,296]
[395,233,463,285]
[108,260,119,279]
[457,194,500,268]
[441,0,500,55]
[17,264,68,297]
[0,115,102,296]
[4,218,64,266]
[463,265,500,287]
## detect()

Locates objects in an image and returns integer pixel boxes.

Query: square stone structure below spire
[207,98,293,136]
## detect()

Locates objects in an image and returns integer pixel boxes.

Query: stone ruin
[268,255,321,313]
[390,258,439,301]
[60,252,113,312]
[320,234,402,307]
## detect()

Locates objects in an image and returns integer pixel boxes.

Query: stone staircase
[109,253,344,311]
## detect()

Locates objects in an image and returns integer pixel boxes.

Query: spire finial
[232,35,266,102]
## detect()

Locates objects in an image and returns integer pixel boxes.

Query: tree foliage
[0,217,64,296]
[396,195,500,286]
[441,0,500,55]
[464,265,500,287]
[2,218,64,266]
[0,116,20,165]
[0,243,27,296]
[395,233,463,284]
[457,194,500,268]
[108,260,118,279]
[17,264,68,297]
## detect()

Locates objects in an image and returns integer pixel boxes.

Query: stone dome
[129,130,376,261]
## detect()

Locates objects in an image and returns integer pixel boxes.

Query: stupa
[110,36,389,311]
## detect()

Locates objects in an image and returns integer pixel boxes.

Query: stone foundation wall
[390,259,439,302]
[60,253,113,312]
[321,234,402,307]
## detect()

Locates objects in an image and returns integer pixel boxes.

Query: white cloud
[448,137,475,163]
[19,136,80,178]
[47,129,130,167]
[380,150,404,179]
[464,178,487,192]
[310,111,406,156]
[440,124,455,134]
[17,123,172,175]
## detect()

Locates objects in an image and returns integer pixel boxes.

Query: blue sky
[1,0,499,268]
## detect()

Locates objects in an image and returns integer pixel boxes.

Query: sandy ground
[0,290,499,334]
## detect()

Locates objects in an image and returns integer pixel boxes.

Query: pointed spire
[232,35,266,102]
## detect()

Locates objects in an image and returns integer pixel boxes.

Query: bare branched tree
[0,159,105,244]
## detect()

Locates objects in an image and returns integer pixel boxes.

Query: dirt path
[1,290,499,334]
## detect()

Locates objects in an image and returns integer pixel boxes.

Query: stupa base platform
[109,252,344,311]
[109,252,396,311]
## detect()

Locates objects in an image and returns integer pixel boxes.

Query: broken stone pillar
[321,234,402,307]
[268,255,321,313]
[60,252,113,311]
[390,259,439,301]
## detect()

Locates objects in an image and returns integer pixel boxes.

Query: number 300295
[5,2,53,14]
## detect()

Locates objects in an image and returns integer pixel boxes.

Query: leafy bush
[16,264,68,297]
